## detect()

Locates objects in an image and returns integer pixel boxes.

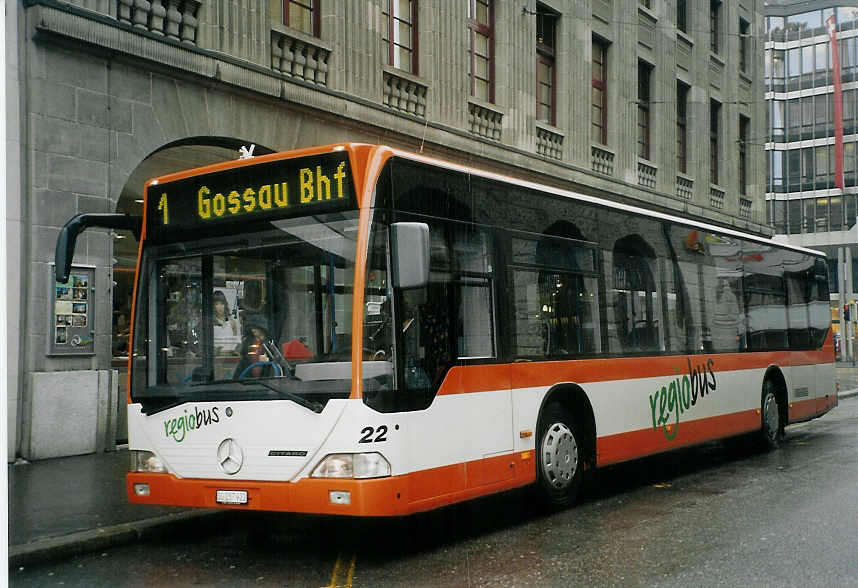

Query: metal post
[844,246,855,364]
[838,247,846,361]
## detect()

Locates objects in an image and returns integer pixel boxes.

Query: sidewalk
[8,388,858,568]
[7,448,223,567]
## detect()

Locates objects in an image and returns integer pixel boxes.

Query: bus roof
[145,143,825,259]
[382,146,827,260]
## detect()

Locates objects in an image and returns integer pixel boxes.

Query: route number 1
[158,194,169,225]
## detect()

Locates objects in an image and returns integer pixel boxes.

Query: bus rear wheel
[760,379,784,450]
[536,402,583,508]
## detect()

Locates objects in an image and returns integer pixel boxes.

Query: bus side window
[510,233,600,358]
[742,241,788,351]
[664,228,707,354]
[708,234,745,353]
[609,235,663,354]
[785,253,813,350]
[808,258,831,348]
[453,225,495,358]
[400,221,496,393]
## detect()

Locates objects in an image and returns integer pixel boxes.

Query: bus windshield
[131,211,391,414]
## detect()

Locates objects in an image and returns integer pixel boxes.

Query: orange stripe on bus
[436,347,833,396]
[597,410,761,466]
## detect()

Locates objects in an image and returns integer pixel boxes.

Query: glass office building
[765,1,858,334]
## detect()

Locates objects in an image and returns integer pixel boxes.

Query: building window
[640,0,651,8]
[710,0,721,54]
[638,61,653,160]
[814,43,827,87]
[772,50,785,92]
[592,38,608,145]
[710,99,721,184]
[468,0,494,102]
[382,0,417,74]
[677,0,688,34]
[739,115,750,195]
[768,16,785,41]
[786,47,800,91]
[677,82,689,173]
[739,18,750,73]
[772,99,784,140]
[536,5,558,125]
[284,0,319,37]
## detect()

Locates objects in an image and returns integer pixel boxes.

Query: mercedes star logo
[217,438,244,475]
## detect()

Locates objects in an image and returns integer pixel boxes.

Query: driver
[234,319,272,378]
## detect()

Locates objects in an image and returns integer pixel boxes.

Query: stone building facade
[6,0,767,460]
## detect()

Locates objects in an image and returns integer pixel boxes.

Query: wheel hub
[540,422,578,489]
[763,392,779,440]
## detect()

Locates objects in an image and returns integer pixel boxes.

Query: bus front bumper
[127,472,409,517]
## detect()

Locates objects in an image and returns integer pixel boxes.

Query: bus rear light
[131,450,167,473]
[311,452,391,479]
[134,483,151,496]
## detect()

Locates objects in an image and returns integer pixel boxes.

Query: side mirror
[391,222,429,289]
[55,213,142,283]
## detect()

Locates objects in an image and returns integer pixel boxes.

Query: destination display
[146,152,356,241]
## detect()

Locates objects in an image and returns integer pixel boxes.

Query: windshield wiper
[138,380,323,414]
[239,379,324,413]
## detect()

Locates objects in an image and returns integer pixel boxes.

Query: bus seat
[282,338,314,360]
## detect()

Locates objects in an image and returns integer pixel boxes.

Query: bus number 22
[359,425,388,443]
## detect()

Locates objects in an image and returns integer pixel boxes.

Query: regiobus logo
[163,406,223,443]
[649,359,718,440]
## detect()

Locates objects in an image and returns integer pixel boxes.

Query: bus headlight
[131,450,167,473]
[311,452,391,479]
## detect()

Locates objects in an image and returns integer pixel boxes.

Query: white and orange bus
[56,143,836,515]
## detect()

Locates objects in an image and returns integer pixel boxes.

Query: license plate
[216,489,248,505]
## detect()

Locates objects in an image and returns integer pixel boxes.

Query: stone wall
[11,0,771,458]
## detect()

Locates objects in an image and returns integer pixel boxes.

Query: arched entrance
[111,139,274,440]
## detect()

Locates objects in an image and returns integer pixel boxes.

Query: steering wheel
[238,361,283,379]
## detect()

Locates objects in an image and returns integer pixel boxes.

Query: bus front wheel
[760,379,784,450]
[536,402,583,508]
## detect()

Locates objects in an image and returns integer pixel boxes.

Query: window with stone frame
[677,0,688,33]
[468,0,494,102]
[739,18,750,73]
[536,4,559,125]
[383,0,418,74]
[638,60,653,160]
[710,0,722,54]
[284,0,319,37]
[710,99,721,184]
[739,115,750,195]
[677,81,689,173]
[592,38,608,145]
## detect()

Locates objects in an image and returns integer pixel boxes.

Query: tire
[760,378,784,450]
[535,402,584,508]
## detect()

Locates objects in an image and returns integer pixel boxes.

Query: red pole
[828,15,845,190]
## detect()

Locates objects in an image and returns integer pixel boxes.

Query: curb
[8,510,228,568]
[839,389,858,399]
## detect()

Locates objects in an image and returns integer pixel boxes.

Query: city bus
[55,143,836,516]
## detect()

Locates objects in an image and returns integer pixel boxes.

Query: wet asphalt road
[12,397,858,587]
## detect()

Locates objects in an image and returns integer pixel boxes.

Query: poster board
[49,264,96,356]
